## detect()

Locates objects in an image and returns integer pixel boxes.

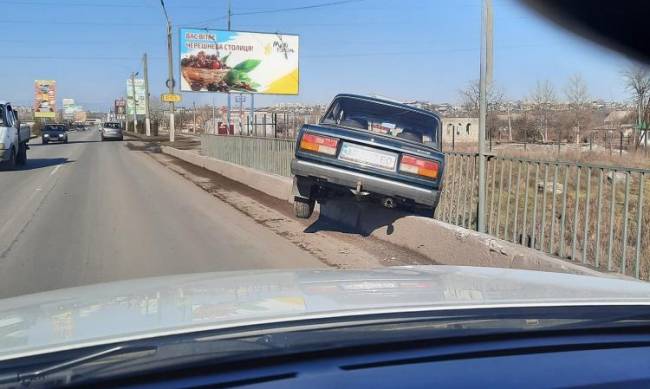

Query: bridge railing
[201,134,650,280]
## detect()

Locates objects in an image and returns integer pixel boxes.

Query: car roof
[0,101,8,105]
[332,93,441,119]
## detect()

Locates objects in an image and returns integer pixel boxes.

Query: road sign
[161,93,182,103]
[235,95,247,103]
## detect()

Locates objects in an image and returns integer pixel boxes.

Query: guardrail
[201,134,295,177]
[441,152,650,279]
[201,134,650,280]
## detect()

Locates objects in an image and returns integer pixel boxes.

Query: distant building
[441,117,479,144]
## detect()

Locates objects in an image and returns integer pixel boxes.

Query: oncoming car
[101,122,123,141]
[41,124,68,144]
[291,94,445,218]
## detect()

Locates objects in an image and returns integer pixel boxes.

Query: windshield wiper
[0,344,157,386]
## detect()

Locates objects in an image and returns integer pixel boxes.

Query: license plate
[338,142,397,171]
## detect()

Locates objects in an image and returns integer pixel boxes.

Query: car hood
[1,265,650,361]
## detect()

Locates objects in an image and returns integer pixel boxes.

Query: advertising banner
[114,99,126,120]
[126,78,146,115]
[34,80,57,118]
[63,98,75,120]
[179,29,299,95]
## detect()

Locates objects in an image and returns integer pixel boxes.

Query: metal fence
[439,152,650,280]
[201,134,650,280]
[201,134,295,177]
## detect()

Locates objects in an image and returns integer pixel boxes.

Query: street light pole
[130,72,138,132]
[143,53,151,136]
[160,0,176,142]
[477,0,493,233]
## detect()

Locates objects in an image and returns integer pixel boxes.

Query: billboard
[126,78,146,115]
[34,80,57,118]
[114,99,126,120]
[63,98,75,120]
[179,29,299,95]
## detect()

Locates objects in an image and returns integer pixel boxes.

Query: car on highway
[1,267,650,387]
[0,101,29,169]
[101,122,123,141]
[291,94,445,219]
[41,124,68,144]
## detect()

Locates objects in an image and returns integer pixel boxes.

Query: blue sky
[0,0,637,111]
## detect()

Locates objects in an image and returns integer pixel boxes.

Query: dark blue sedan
[291,94,445,218]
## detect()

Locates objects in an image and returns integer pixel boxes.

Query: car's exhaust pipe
[382,197,396,209]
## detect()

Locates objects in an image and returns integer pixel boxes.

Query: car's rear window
[104,123,121,129]
[321,97,440,147]
[44,125,64,131]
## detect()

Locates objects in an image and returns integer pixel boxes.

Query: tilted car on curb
[290,94,445,218]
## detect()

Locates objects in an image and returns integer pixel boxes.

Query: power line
[195,0,363,26]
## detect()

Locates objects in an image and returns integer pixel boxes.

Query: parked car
[290,94,445,218]
[101,122,123,141]
[0,101,30,169]
[41,124,68,144]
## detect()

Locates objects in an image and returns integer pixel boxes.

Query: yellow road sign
[161,93,182,103]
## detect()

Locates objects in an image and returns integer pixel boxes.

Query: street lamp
[130,71,139,132]
[160,0,176,142]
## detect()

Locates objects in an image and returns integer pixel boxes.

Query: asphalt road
[0,129,323,299]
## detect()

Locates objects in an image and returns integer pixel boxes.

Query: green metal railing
[201,134,650,280]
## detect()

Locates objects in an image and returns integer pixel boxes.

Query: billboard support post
[167,22,175,143]
[143,53,151,137]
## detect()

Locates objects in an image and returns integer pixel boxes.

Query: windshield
[321,97,440,147]
[2,0,650,381]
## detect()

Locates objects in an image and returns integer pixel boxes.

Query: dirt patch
[142,148,437,269]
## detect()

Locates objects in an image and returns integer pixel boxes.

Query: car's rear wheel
[294,198,315,219]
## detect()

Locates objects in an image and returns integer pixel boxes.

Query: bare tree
[459,80,505,142]
[529,80,556,142]
[622,64,650,147]
[459,79,504,116]
[564,73,590,143]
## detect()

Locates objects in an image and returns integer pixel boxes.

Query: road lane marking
[50,165,61,176]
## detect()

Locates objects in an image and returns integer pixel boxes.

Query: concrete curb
[161,146,294,202]
[162,146,613,278]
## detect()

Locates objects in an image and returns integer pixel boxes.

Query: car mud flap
[293,176,315,199]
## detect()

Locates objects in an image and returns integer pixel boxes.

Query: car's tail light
[399,155,439,179]
[300,133,339,155]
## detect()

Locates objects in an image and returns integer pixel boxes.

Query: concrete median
[162,146,611,278]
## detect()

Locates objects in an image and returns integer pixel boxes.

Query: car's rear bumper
[291,158,440,207]
[102,132,123,139]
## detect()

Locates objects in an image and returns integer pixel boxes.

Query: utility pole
[477,0,493,233]
[160,0,175,142]
[130,72,138,132]
[193,101,196,133]
[212,95,216,134]
[143,53,151,136]
[226,0,232,130]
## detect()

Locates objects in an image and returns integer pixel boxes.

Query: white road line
[50,165,61,176]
